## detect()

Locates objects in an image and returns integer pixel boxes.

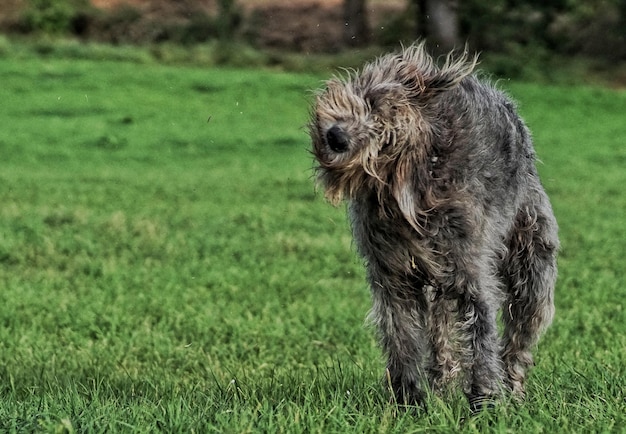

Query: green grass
[0,46,624,432]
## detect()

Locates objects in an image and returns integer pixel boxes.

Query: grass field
[0,44,624,432]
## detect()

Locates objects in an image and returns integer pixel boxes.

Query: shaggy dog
[309,43,559,412]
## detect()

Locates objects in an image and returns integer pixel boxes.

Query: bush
[20,0,90,34]
[459,0,626,61]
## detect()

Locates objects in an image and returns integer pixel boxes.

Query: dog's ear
[390,155,424,234]
[396,46,478,101]
[395,63,427,98]
[393,182,420,232]
[396,64,472,101]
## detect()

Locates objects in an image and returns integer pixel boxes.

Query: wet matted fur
[309,43,559,412]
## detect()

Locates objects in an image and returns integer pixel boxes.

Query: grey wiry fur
[309,43,559,411]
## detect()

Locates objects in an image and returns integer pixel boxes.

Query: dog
[309,43,559,413]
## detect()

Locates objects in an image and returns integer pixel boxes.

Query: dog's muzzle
[325,125,350,153]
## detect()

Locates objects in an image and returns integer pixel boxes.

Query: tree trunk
[343,0,369,47]
[415,0,428,40]
[414,0,459,52]
[427,0,459,51]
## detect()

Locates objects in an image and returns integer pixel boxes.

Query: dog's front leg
[369,279,430,408]
[457,278,505,413]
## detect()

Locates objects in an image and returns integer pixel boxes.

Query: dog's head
[309,43,476,208]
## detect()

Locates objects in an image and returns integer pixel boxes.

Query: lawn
[0,44,624,432]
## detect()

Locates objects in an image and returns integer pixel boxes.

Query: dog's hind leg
[500,197,558,397]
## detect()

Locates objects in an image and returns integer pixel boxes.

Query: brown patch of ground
[1,0,405,52]
[90,0,345,11]
[88,0,404,51]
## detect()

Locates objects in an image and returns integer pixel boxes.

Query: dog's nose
[325,125,350,153]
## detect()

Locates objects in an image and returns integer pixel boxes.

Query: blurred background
[0,0,624,83]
